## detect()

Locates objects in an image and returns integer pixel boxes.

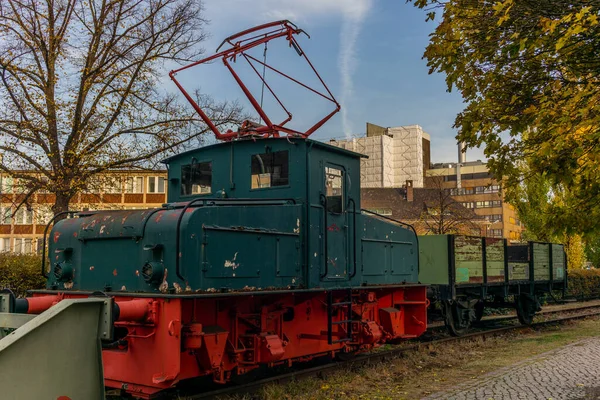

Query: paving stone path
[423,337,600,400]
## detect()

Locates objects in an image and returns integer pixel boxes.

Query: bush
[566,268,600,299]
[0,253,47,297]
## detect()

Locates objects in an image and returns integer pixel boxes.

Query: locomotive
[25,137,428,398]
[12,22,429,398]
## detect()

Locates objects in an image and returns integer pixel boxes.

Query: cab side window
[251,150,289,189]
[325,166,344,213]
[181,161,212,195]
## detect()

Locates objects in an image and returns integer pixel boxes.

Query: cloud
[207,0,371,24]
[338,1,372,137]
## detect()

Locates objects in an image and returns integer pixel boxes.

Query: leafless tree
[0,0,244,214]
[418,176,482,235]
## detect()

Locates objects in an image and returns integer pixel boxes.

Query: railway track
[180,304,600,400]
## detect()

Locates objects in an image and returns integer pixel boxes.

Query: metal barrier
[0,293,112,400]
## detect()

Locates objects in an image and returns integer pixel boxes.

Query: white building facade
[331,123,430,188]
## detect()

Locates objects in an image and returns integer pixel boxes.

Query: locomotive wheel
[515,294,541,325]
[474,300,485,322]
[443,300,471,336]
[336,350,358,361]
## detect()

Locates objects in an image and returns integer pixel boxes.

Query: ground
[425,337,600,400]
[229,317,600,400]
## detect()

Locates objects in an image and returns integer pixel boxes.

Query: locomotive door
[322,165,348,279]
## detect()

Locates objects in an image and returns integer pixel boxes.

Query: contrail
[339,1,372,138]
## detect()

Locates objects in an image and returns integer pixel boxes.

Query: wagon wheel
[474,300,485,322]
[516,294,540,325]
[443,301,471,336]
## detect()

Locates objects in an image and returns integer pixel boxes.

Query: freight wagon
[419,235,567,335]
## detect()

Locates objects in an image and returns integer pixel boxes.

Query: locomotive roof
[161,137,368,164]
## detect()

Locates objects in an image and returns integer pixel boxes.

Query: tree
[506,162,585,268]
[0,0,243,215]
[409,0,600,234]
[418,176,482,235]
[584,234,600,268]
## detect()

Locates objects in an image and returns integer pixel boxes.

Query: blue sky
[171,0,487,163]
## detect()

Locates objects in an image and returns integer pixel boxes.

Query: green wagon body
[419,235,567,300]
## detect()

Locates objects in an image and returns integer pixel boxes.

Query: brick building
[0,171,168,253]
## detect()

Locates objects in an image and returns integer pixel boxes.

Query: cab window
[325,166,344,213]
[251,150,289,189]
[181,161,212,195]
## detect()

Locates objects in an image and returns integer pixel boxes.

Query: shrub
[566,268,600,299]
[0,253,47,297]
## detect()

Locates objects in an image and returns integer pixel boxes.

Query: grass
[223,317,600,400]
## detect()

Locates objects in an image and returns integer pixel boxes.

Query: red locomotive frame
[28,287,427,398]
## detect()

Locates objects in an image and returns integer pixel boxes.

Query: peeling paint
[100,225,106,234]
[293,218,300,234]
[159,269,169,293]
[314,252,318,257]
[53,232,61,243]
[89,266,94,271]
[64,281,74,289]
[121,286,127,291]
[224,252,239,270]
[173,282,183,294]
[113,269,118,276]
[135,270,140,276]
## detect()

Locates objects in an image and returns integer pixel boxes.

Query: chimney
[406,180,414,202]
[458,142,467,164]
[457,142,466,189]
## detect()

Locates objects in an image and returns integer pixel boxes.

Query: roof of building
[361,187,483,221]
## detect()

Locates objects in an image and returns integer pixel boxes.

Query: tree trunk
[52,192,72,216]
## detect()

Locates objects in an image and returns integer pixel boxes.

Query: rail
[186,304,600,399]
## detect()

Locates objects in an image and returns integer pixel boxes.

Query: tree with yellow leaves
[409,0,600,234]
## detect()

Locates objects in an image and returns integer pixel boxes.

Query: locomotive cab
[162,137,365,288]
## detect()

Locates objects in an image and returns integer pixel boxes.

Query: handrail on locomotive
[169,20,340,141]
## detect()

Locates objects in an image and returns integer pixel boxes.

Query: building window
[14,208,33,225]
[103,177,122,193]
[0,207,12,225]
[448,187,475,195]
[367,208,392,216]
[461,202,475,209]
[509,216,516,224]
[14,238,34,254]
[35,205,53,225]
[475,200,502,208]
[0,176,13,194]
[443,175,457,182]
[484,214,503,222]
[475,185,500,194]
[325,166,344,213]
[125,177,144,193]
[181,162,212,195]
[148,176,166,193]
[0,238,10,252]
[489,229,503,237]
[251,150,289,189]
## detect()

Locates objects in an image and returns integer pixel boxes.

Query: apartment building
[0,171,168,254]
[426,161,523,242]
